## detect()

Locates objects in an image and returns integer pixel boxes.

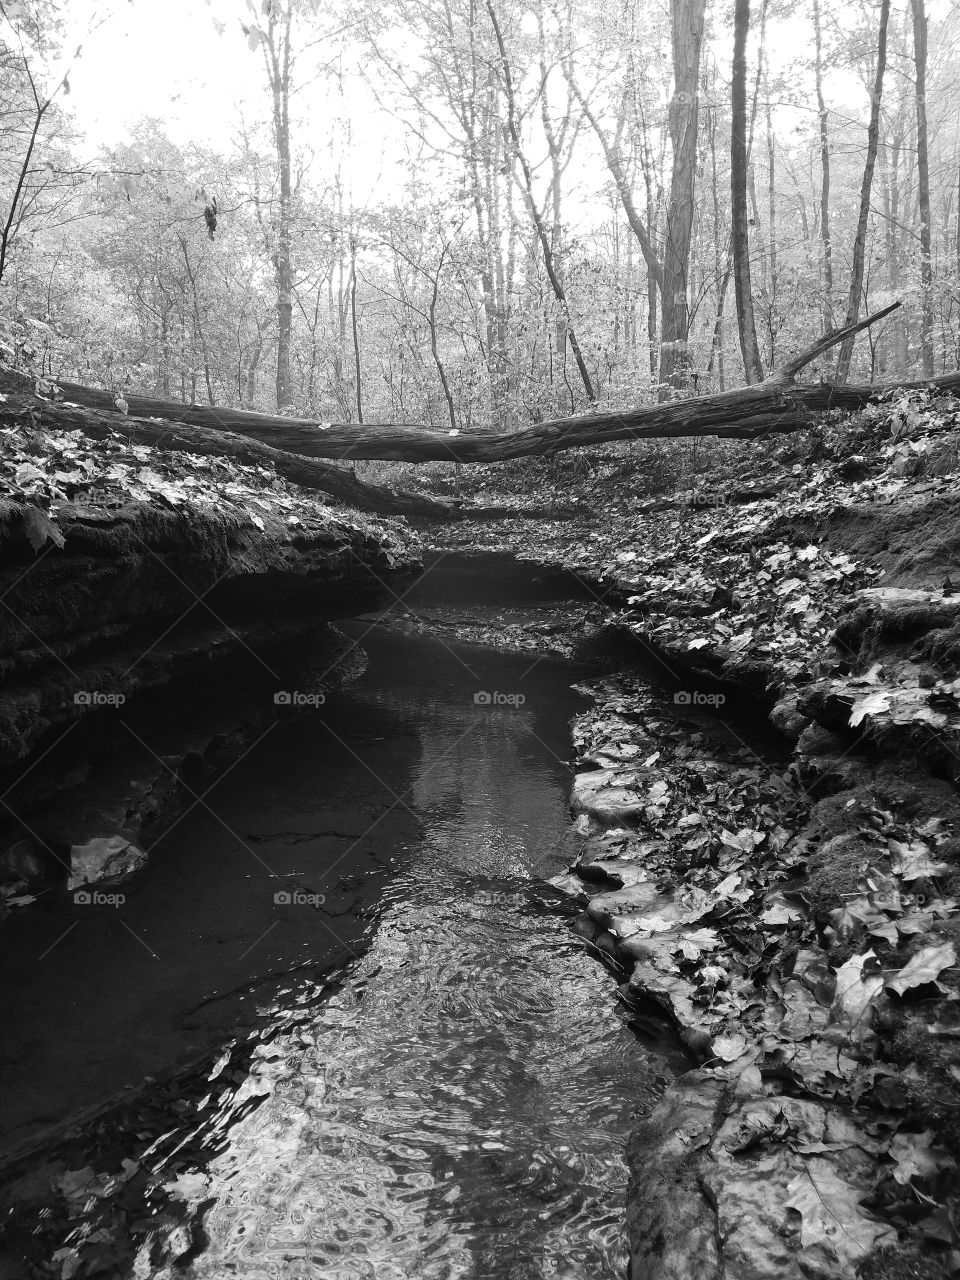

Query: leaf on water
[21,505,65,552]
[885,942,956,996]
[163,1171,210,1201]
[53,1166,101,1203]
[51,1248,80,1280]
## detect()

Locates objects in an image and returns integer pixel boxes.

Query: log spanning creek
[0,564,676,1278]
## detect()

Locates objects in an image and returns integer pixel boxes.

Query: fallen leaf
[21,504,65,552]
[849,690,892,727]
[785,1161,893,1264]
[712,1031,749,1062]
[888,1130,946,1185]
[885,942,956,996]
[888,841,951,881]
[163,1171,210,1201]
[830,950,883,1039]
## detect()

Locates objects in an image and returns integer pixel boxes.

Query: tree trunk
[12,305,959,468]
[812,0,833,330]
[264,7,295,409]
[177,234,216,407]
[835,0,890,383]
[911,0,935,377]
[731,0,764,383]
[659,0,708,394]
[349,240,364,425]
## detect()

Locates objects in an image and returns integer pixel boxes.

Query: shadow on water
[0,620,662,1278]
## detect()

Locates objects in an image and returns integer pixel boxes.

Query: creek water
[0,596,661,1278]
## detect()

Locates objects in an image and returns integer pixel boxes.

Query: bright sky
[31,0,959,213]
[56,0,401,204]
[66,0,250,147]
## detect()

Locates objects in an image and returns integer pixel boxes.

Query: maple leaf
[785,1162,893,1264]
[849,690,893,727]
[885,942,956,995]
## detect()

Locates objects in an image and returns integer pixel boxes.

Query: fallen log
[3,302,957,465]
[0,394,461,522]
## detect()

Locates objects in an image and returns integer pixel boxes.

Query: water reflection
[136,880,655,1279]
[3,631,661,1278]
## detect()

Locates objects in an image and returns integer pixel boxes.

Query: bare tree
[731,0,763,383]
[911,0,935,377]
[485,0,596,403]
[248,3,296,409]
[659,0,708,392]
[0,3,85,288]
[811,0,833,330]
[835,0,890,382]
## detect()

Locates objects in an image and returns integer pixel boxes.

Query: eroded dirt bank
[0,416,419,917]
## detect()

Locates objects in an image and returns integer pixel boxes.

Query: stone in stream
[67,834,147,889]
[571,767,654,825]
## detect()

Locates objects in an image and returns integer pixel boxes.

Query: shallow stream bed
[0,580,666,1278]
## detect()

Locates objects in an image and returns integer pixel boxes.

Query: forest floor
[414,385,960,1280]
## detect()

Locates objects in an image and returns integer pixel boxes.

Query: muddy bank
[0,494,416,767]
[0,467,419,915]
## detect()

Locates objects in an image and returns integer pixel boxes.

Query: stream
[0,567,664,1279]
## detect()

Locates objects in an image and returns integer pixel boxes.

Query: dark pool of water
[0,622,661,1278]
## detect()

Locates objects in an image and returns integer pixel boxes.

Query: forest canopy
[1,0,958,433]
